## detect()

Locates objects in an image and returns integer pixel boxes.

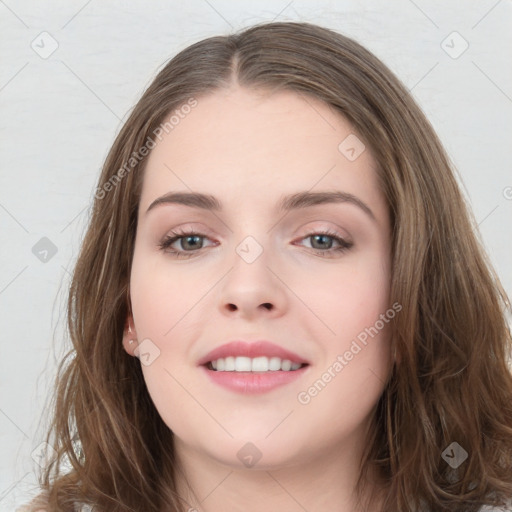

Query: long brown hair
[34,21,512,512]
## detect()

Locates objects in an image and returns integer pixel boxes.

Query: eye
[158,229,216,259]
[158,228,353,259]
[296,229,353,257]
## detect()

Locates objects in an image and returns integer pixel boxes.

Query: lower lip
[200,365,309,394]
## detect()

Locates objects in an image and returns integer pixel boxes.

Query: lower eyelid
[159,232,352,258]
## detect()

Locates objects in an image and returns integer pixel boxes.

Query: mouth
[198,340,310,394]
[206,356,307,372]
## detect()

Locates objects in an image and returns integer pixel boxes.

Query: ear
[122,315,139,357]
[393,343,401,367]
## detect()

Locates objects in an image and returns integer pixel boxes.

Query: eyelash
[157,228,353,259]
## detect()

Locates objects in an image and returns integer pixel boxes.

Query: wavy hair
[31,21,512,512]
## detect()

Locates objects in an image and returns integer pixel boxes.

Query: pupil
[312,234,331,249]
[183,235,201,250]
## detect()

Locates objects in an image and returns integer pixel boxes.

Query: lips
[198,340,310,394]
[197,340,310,367]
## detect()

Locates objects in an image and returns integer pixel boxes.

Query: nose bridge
[228,231,273,286]
[224,204,274,264]
[234,233,267,266]
[216,229,287,317]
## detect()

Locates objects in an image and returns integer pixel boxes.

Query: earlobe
[122,317,139,356]
[392,342,400,367]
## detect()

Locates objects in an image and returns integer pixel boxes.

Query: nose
[217,240,288,320]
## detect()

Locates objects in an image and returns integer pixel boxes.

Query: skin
[122,85,393,512]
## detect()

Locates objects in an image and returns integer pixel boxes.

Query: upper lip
[197,340,310,366]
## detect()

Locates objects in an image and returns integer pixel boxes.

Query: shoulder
[419,500,512,512]
[479,503,512,511]
[16,492,93,512]
[15,492,49,511]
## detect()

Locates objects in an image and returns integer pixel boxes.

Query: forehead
[139,86,384,217]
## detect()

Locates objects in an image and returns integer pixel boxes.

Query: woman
[19,21,512,512]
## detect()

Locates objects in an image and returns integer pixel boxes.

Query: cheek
[129,248,210,406]
[299,253,392,417]
[294,251,391,343]
[129,246,204,341]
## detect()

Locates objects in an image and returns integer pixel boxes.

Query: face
[123,85,393,471]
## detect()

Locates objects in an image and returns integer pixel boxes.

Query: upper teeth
[210,356,302,372]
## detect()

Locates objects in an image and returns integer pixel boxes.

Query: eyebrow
[145,190,375,220]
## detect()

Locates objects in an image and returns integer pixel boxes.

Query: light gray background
[1,1,511,509]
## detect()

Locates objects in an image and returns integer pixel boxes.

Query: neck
[165,433,386,512]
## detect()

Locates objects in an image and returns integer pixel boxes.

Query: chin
[208,437,306,471]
